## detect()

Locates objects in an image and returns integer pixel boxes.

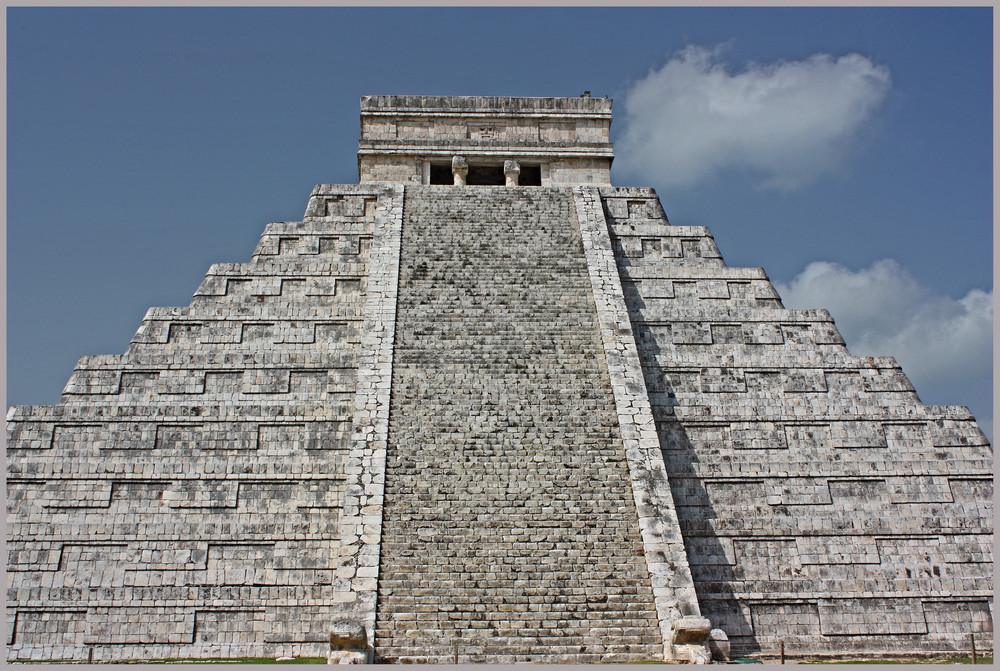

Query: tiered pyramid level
[600,187,993,657]
[6,185,380,662]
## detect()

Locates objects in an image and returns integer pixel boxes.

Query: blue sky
[6,7,994,440]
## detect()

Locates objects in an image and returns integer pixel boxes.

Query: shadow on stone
[624,285,761,659]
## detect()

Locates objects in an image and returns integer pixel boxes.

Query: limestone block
[667,615,712,663]
[818,598,928,636]
[157,369,206,395]
[6,420,55,450]
[708,628,730,662]
[63,368,121,395]
[330,621,367,651]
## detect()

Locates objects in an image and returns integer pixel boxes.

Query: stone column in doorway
[504,160,520,186]
[452,156,468,186]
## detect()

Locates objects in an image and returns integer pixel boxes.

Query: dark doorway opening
[429,162,543,185]
[466,165,505,185]
[430,163,452,185]
[519,165,542,186]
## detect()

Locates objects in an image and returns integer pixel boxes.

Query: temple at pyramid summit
[6,95,993,663]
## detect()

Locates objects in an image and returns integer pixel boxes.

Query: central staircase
[374,186,662,663]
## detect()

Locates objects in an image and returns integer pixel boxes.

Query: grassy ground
[795,654,993,665]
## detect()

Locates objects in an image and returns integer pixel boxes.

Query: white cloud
[616,46,892,190]
[775,259,993,441]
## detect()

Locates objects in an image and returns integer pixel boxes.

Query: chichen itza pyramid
[6,95,993,663]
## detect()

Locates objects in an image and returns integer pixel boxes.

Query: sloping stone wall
[601,185,993,658]
[574,186,708,662]
[330,185,404,656]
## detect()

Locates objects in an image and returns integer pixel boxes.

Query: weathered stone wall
[601,185,994,658]
[547,158,613,186]
[357,155,423,186]
[373,186,663,663]
[5,184,385,662]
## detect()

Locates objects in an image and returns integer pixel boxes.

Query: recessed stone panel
[751,602,820,637]
[818,598,927,635]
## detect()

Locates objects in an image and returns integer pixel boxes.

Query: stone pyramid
[6,95,992,663]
